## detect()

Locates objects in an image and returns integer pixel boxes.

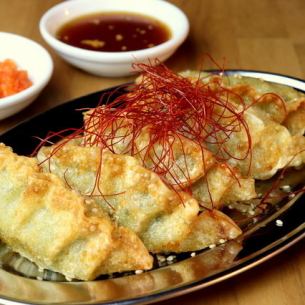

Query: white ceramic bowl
[39,0,189,77]
[0,32,53,120]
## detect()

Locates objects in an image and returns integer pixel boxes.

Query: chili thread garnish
[83,62,252,186]
[36,61,254,206]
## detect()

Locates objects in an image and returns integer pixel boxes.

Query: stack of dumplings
[0,70,304,281]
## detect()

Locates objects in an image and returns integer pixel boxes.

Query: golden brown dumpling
[38,143,242,253]
[0,144,152,281]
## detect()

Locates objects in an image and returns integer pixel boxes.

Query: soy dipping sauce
[56,12,171,52]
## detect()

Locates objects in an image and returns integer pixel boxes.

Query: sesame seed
[219,239,226,244]
[166,255,176,262]
[276,219,283,227]
[280,185,291,192]
[248,210,255,215]
[135,270,143,274]
[157,255,166,263]
[209,244,216,249]
[115,34,123,41]
[190,252,196,257]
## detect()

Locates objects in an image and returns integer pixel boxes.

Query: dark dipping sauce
[56,12,171,52]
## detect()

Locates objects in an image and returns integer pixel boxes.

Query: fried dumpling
[84,111,213,188]
[191,163,256,209]
[178,210,242,252]
[37,143,242,253]
[181,71,304,124]
[202,89,305,180]
[227,119,302,180]
[223,76,305,174]
[39,142,194,235]
[284,100,305,136]
[222,74,304,124]
[181,71,305,179]
[0,144,152,280]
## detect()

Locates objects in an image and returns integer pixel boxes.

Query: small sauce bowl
[0,32,53,120]
[39,0,189,77]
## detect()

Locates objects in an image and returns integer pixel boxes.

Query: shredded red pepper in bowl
[0,59,32,98]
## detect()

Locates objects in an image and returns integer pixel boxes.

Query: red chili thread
[36,61,255,206]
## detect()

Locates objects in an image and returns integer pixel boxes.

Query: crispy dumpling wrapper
[178,210,242,252]
[181,71,305,179]
[0,144,152,281]
[191,163,256,209]
[37,143,242,253]
[225,119,303,180]
[181,71,304,123]
[187,76,305,180]
[83,111,214,188]
[284,100,305,136]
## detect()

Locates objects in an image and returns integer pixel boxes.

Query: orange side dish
[0,59,32,98]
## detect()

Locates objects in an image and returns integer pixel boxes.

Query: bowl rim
[39,0,189,63]
[0,32,53,109]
